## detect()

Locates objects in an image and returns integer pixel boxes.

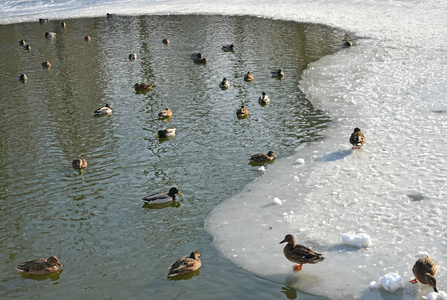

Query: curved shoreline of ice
[3,0,447,298]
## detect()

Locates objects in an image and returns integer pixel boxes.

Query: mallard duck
[168,251,201,276]
[244,72,254,82]
[157,128,176,138]
[84,35,91,42]
[409,256,438,293]
[280,234,325,271]
[94,103,113,115]
[162,38,169,45]
[18,74,27,81]
[190,53,207,64]
[158,107,173,119]
[107,13,116,18]
[350,127,366,149]
[258,92,270,106]
[236,105,249,118]
[129,53,137,60]
[42,61,51,68]
[142,187,182,204]
[17,256,62,275]
[72,157,87,169]
[134,83,153,92]
[39,18,48,23]
[343,37,353,47]
[219,78,230,89]
[19,39,26,46]
[222,44,234,51]
[23,44,31,51]
[271,69,284,78]
[60,21,66,28]
[250,151,276,162]
[45,32,56,38]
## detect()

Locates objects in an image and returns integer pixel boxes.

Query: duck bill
[279,239,286,244]
[178,192,183,196]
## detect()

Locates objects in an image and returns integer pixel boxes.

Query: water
[0,14,344,299]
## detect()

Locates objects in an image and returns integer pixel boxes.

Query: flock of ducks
[16,16,436,294]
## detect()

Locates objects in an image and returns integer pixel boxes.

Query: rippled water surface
[0,14,344,299]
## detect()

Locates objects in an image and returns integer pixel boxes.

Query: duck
[190,53,207,64]
[60,21,66,28]
[222,44,234,51]
[157,128,176,138]
[158,107,173,119]
[236,105,249,118]
[42,61,51,68]
[219,78,230,89]
[39,18,48,23]
[94,103,113,115]
[162,38,169,45]
[244,72,254,82]
[409,256,438,293]
[280,234,325,271]
[107,13,116,18]
[129,53,137,60]
[250,151,276,162]
[168,251,201,276]
[19,39,26,46]
[350,127,366,149]
[45,32,56,38]
[17,256,62,275]
[271,69,284,78]
[134,83,153,92]
[72,157,87,169]
[343,37,353,47]
[23,44,31,51]
[17,74,27,81]
[84,35,91,42]
[258,92,270,106]
[142,187,182,204]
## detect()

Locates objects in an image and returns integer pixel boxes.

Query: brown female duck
[236,105,249,119]
[409,256,438,292]
[244,72,254,81]
[250,151,276,162]
[134,83,153,92]
[17,256,62,275]
[280,234,324,271]
[158,107,173,119]
[350,127,366,149]
[72,157,88,169]
[168,251,201,276]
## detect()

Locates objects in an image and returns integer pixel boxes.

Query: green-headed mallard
[157,128,176,138]
[17,74,27,81]
[41,61,51,68]
[72,157,87,169]
[219,78,230,89]
[162,38,169,45]
[222,44,234,52]
[84,35,91,42]
[250,151,276,162]
[17,256,62,275]
[142,187,182,204]
[409,256,438,293]
[94,103,113,115]
[258,92,270,106]
[158,108,173,119]
[45,32,56,38]
[271,69,284,78]
[236,105,249,119]
[168,251,201,276]
[190,53,207,64]
[350,127,366,149]
[129,53,137,60]
[280,234,325,271]
[244,72,254,82]
[134,83,153,92]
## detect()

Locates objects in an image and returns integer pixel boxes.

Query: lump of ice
[374,273,404,292]
[428,291,447,300]
[341,232,372,248]
[273,197,283,205]
[296,158,305,165]
[258,166,266,172]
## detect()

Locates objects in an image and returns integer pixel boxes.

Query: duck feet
[409,278,418,284]
[293,264,303,271]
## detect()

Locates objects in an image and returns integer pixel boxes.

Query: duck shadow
[314,149,352,162]
[326,243,363,253]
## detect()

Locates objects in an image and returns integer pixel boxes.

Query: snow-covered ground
[2,0,447,298]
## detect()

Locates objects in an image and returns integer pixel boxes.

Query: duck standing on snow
[280,234,325,271]
[157,128,176,138]
[94,104,113,115]
[219,78,230,89]
[236,105,249,119]
[350,127,366,149]
[244,72,254,81]
[72,157,88,169]
[258,92,270,106]
[17,256,63,275]
[409,256,438,293]
[222,44,234,51]
[142,187,182,204]
[271,69,284,78]
[250,151,276,162]
[168,251,201,276]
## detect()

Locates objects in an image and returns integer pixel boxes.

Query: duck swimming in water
[17,256,62,275]
[168,251,201,276]
[94,104,113,115]
[142,187,182,204]
[250,151,276,162]
[219,78,230,89]
[244,72,254,82]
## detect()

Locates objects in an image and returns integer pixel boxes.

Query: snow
[2,0,447,299]
[341,232,372,248]
[373,273,405,293]
[428,291,447,300]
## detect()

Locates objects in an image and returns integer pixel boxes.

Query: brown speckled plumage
[168,251,201,276]
[280,234,324,271]
[17,256,62,275]
[410,256,438,292]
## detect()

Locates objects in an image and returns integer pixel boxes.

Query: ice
[374,273,405,293]
[3,0,447,299]
[341,232,372,248]
[428,291,447,300]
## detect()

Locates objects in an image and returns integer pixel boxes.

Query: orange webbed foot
[293,264,302,271]
[409,278,418,284]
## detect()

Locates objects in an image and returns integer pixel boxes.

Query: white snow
[3,0,447,299]
[341,232,372,248]
[428,291,447,300]
[375,273,405,293]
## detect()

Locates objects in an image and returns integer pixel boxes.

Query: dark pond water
[0,14,344,299]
